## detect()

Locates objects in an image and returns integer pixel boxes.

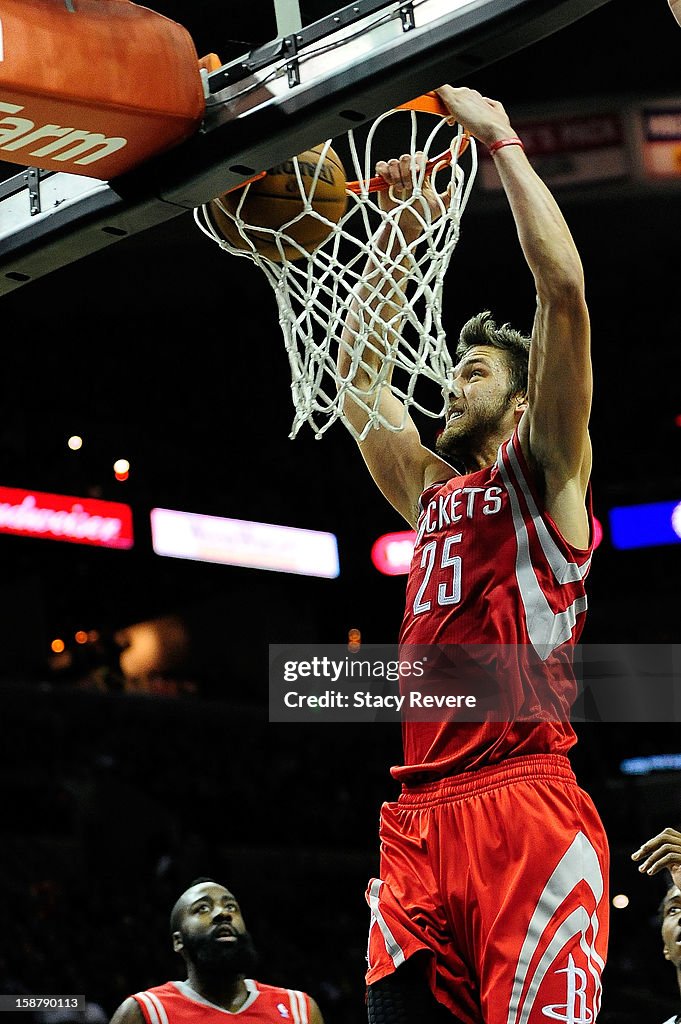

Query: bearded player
[109,879,324,1024]
[338,86,609,1024]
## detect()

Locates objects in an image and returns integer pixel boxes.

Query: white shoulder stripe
[504,441,591,582]
[146,993,170,1024]
[287,990,301,1024]
[290,990,308,1024]
[133,996,158,1024]
[134,994,168,1024]
[497,451,587,657]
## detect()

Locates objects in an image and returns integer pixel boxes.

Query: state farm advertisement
[0,486,133,549]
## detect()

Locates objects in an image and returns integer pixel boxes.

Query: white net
[194,103,477,440]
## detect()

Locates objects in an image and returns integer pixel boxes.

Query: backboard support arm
[0,0,613,296]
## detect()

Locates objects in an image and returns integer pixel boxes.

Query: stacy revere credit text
[268,644,681,723]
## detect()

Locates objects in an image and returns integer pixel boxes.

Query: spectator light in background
[348,628,361,652]
[371,531,417,575]
[612,894,629,910]
[372,522,603,576]
[151,507,340,578]
[620,753,681,775]
[113,458,130,482]
[48,644,72,671]
[609,499,681,550]
[67,435,83,450]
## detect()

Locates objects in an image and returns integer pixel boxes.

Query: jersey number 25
[413,535,462,615]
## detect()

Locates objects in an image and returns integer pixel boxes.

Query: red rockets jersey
[133,980,313,1024]
[395,430,593,783]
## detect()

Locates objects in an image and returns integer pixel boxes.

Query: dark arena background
[1,2,680,1021]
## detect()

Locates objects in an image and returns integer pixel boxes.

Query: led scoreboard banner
[0,0,613,295]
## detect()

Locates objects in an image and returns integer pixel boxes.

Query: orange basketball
[209,144,347,262]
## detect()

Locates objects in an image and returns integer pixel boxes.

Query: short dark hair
[456,311,530,398]
[170,877,220,934]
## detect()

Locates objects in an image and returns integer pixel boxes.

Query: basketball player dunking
[339,86,610,1024]
[109,879,324,1024]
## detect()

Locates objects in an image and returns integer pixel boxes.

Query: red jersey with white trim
[133,980,312,1024]
[395,430,593,783]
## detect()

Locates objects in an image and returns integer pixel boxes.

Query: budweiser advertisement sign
[0,486,133,549]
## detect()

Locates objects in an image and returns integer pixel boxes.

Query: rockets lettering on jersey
[401,431,591,648]
[393,431,594,782]
[414,484,503,545]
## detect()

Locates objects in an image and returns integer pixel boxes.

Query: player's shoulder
[124,982,180,1020]
[109,996,147,1024]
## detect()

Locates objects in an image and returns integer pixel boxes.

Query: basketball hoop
[194,93,477,440]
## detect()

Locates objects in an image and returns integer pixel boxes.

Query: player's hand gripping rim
[373,151,452,240]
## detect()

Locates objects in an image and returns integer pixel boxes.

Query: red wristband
[488,137,524,156]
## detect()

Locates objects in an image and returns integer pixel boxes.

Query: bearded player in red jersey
[338,86,609,1024]
[109,879,324,1024]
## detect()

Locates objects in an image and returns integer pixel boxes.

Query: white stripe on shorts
[368,878,406,969]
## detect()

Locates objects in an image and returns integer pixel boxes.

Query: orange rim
[396,91,451,117]
[220,170,268,195]
[345,92,469,194]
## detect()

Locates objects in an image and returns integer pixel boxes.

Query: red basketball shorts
[366,754,609,1024]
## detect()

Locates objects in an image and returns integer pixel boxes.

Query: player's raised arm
[436,86,592,549]
[337,156,455,527]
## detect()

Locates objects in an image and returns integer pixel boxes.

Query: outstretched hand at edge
[632,827,681,888]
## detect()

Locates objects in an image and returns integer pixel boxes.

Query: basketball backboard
[0,0,613,296]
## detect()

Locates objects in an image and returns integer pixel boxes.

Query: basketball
[209,144,347,262]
